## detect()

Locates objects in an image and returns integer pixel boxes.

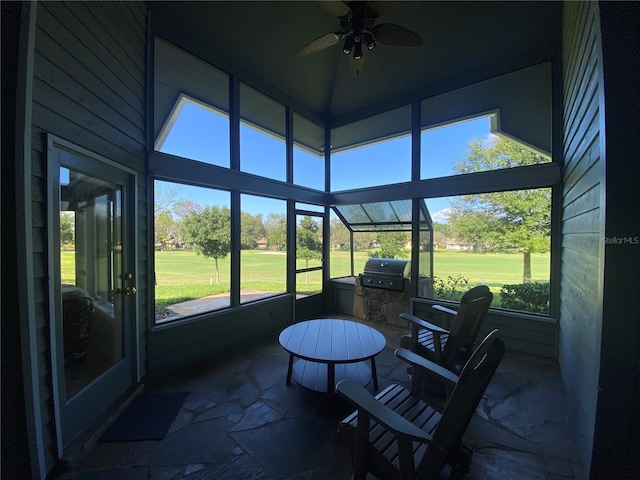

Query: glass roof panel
[334,200,431,232]
[336,204,370,223]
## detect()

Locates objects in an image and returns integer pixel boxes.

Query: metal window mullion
[229,75,241,305]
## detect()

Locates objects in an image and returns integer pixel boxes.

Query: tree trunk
[523,251,531,283]
[215,257,220,284]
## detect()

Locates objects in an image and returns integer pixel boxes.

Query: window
[155,96,230,168]
[330,105,411,191]
[154,38,230,167]
[240,195,287,303]
[420,114,550,179]
[330,200,430,277]
[296,210,323,296]
[293,113,325,190]
[154,181,231,323]
[424,188,551,315]
[331,135,411,191]
[240,84,286,181]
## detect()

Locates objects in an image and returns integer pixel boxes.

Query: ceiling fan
[297,1,422,76]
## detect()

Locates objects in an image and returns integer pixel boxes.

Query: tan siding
[559,0,603,471]
[31,0,147,472]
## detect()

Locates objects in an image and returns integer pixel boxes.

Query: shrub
[500,282,549,314]
[433,275,469,301]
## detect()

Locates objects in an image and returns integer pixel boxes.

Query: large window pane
[296,213,323,297]
[331,135,411,191]
[154,38,230,167]
[240,84,286,181]
[423,188,551,315]
[421,114,550,179]
[296,271,322,296]
[156,96,230,168]
[240,195,287,303]
[293,112,325,190]
[329,212,381,278]
[154,181,231,323]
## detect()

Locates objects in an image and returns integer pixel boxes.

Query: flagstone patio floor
[54,316,584,480]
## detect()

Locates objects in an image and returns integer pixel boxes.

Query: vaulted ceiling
[150,1,562,126]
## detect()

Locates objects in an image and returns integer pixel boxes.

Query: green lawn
[431,249,550,290]
[60,249,550,310]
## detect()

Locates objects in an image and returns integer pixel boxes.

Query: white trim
[153,93,229,151]
[46,142,65,457]
[15,2,48,477]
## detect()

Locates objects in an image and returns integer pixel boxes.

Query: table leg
[327,362,335,394]
[286,354,293,385]
[371,358,379,391]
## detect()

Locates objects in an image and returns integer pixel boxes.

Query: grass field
[60,249,550,309]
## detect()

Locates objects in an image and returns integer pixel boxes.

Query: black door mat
[99,391,190,442]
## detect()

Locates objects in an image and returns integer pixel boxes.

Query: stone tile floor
[55,318,584,479]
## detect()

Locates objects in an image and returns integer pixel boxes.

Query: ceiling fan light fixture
[342,35,354,54]
[353,42,363,59]
[363,32,375,50]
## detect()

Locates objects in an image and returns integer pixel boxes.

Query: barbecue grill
[361,258,411,292]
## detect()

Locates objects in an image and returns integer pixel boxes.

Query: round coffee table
[279,319,386,393]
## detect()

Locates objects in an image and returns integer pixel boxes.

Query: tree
[448,136,551,282]
[182,205,231,284]
[170,199,203,247]
[369,231,409,259]
[241,212,265,249]
[60,212,75,248]
[155,210,176,248]
[330,216,350,250]
[154,183,180,245]
[297,216,322,283]
[432,222,454,249]
[264,213,286,250]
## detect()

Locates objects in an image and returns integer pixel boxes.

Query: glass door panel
[60,167,124,399]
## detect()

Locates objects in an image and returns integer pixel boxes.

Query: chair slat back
[442,285,493,359]
[432,330,504,449]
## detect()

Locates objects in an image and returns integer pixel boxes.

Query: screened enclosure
[331,199,433,292]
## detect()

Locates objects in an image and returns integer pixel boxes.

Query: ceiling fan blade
[372,23,423,47]
[297,32,342,56]
[366,1,398,19]
[318,0,351,18]
[348,50,366,77]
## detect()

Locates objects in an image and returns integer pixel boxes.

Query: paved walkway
[54,318,584,480]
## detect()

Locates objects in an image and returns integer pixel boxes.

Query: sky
[157,100,493,220]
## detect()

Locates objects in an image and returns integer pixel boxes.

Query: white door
[49,141,137,454]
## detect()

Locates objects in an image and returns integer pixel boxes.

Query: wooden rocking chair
[336,329,505,480]
[400,285,493,373]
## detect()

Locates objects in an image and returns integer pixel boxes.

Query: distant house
[446,238,473,251]
[256,237,268,249]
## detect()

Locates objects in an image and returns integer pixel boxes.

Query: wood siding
[410,298,558,359]
[31,1,146,472]
[147,296,294,372]
[559,1,604,472]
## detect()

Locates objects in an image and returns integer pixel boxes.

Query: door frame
[46,134,140,455]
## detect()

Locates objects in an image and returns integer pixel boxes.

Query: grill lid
[363,258,411,278]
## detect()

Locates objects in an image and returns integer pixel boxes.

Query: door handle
[125,286,137,296]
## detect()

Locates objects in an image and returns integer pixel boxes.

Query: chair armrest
[394,348,459,388]
[432,304,458,317]
[399,313,449,334]
[335,380,436,445]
